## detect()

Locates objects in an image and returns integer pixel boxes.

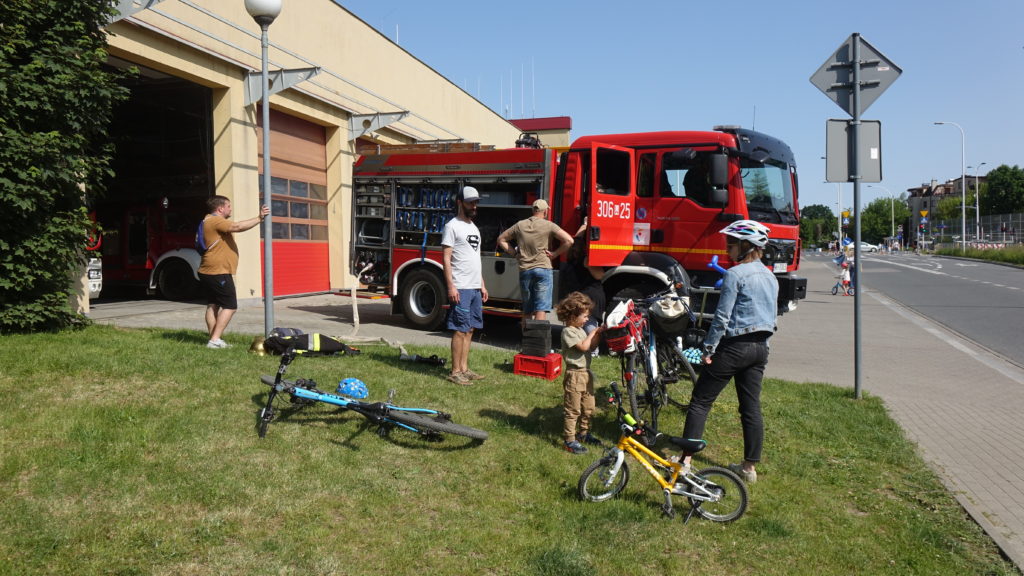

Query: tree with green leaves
[798,203,837,248]
[983,165,1024,215]
[861,196,911,244]
[0,1,127,332]
[936,194,969,224]
[801,204,835,221]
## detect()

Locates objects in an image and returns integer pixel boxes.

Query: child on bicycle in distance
[555,291,605,455]
[840,261,851,291]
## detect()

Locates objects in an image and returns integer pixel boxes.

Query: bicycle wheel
[668,353,697,411]
[847,286,855,296]
[257,375,284,438]
[831,284,839,295]
[620,352,641,420]
[633,338,663,436]
[680,355,699,386]
[257,392,276,439]
[688,466,748,523]
[655,339,696,409]
[578,455,630,502]
[386,410,488,441]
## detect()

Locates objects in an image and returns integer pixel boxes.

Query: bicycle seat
[666,436,707,454]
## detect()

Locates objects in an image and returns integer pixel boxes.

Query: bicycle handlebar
[610,282,686,307]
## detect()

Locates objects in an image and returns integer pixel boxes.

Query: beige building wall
[534,130,572,148]
[104,0,520,299]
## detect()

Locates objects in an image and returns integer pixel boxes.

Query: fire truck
[94,195,207,300]
[351,126,806,330]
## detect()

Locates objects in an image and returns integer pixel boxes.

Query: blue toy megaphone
[708,255,728,289]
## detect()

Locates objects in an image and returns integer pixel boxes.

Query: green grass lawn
[0,325,1016,575]
[935,244,1024,266]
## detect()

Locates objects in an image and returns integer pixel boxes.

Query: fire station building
[100,1,530,303]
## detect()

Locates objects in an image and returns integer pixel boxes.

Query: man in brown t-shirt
[497,199,574,323]
[198,195,269,349]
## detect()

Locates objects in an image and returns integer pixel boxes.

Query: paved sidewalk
[774,253,1024,569]
[89,255,1024,568]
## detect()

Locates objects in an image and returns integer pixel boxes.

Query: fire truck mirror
[709,153,729,190]
[709,188,729,208]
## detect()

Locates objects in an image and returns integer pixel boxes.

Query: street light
[934,121,966,251]
[968,162,987,240]
[868,184,896,249]
[245,0,282,336]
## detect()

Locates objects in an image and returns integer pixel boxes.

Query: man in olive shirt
[497,199,574,324]
[198,195,269,349]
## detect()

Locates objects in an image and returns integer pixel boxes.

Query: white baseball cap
[461,186,480,203]
[532,199,549,212]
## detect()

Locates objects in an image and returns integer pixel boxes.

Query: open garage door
[96,62,213,300]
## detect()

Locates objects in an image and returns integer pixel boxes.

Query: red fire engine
[352,126,806,329]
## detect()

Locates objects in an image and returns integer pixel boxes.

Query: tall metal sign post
[810,33,901,399]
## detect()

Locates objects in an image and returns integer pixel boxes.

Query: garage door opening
[95,58,213,301]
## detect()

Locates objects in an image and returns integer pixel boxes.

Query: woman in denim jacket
[679,220,778,484]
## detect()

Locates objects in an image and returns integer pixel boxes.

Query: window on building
[260,177,328,241]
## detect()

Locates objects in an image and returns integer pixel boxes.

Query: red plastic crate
[513,353,562,381]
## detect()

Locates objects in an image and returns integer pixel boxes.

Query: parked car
[857,242,879,253]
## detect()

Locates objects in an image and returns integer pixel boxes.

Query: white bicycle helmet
[719,220,771,247]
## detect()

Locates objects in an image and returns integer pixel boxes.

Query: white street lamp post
[970,162,986,240]
[837,183,842,248]
[934,121,966,251]
[245,0,282,336]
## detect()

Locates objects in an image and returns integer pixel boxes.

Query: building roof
[509,116,572,131]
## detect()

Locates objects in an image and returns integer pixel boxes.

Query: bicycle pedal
[661,501,676,519]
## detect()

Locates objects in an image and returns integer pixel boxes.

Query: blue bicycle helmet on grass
[337,377,369,399]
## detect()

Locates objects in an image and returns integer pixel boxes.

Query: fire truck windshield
[741,158,797,225]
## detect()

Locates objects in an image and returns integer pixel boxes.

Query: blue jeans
[519,267,553,314]
[447,289,483,332]
[682,338,769,463]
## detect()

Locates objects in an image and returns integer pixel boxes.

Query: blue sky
[337,0,1023,213]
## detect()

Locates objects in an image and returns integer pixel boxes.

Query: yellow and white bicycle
[577,382,748,523]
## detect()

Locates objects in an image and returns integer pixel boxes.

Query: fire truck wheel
[607,281,661,317]
[158,259,200,301]
[400,268,446,330]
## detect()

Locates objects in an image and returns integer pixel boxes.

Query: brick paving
[770,254,1024,568]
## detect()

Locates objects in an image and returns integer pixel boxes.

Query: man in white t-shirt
[442,186,489,385]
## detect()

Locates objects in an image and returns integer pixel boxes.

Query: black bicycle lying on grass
[257,348,487,442]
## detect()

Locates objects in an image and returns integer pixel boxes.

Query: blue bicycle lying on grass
[258,348,488,442]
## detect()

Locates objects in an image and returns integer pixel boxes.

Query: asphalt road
[858,252,1024,367]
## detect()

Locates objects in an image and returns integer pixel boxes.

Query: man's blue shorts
[447,288,483,332]
[519,267,553,314]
